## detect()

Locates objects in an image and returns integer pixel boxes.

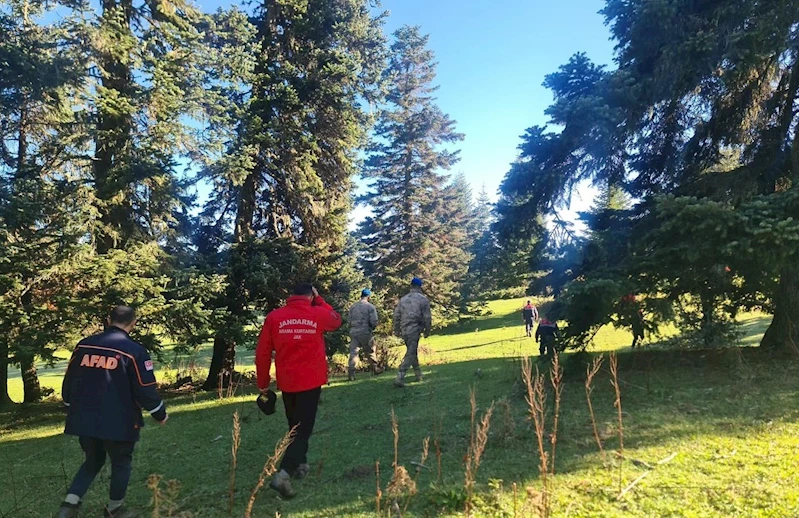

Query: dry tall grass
[404,437,430,512]
[549,355,563,474]
[464,388,495,515]
[375,460,383,515]
[244,427,296,518]
[521,356,550,517]
[147,475,189,518]
[386,408,417,502]
[228,411,241,515]
[585,355,605,461]
[609,352,624,493]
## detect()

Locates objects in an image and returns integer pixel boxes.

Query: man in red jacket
[256,283,342,498]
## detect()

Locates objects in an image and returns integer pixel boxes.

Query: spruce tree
[69,0,219,353]
[462,185,501,305]
[494,0,799,350]
[0,0,91,403]
[198,0,386,388]
[358,25,466,324]
[89,0,206,251]
[471,184,493,236]
[433,173,474,320]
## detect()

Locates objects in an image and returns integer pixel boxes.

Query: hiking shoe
[292,463,311,480]
[393,378,405,388]
[347,373,355,382]
[269,470,296,499]
[103,506,138,518]
[373,366,385,376]
[415,374,424,382]
[55,502,80,518]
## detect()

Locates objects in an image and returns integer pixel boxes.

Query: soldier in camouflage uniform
[392,278,432,388]
[348,288,382,381]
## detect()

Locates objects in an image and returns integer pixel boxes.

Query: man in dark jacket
[522,300,538,337]
[535,317,560,360]
[57,306,167,518]
[256,283,342,498]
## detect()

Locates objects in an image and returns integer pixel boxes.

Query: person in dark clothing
[620,293,645,348]
[631,309,645,348]
[58,306,168,518]
[535,317,560,360]
[521,300,538,337]
[256,283,342,499]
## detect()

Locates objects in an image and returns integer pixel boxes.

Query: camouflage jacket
[393,288,432,337]
[349,300,378,336]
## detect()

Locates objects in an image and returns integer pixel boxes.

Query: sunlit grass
[3,298,795,518]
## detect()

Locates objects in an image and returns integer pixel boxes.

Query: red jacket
[256,295,342,393]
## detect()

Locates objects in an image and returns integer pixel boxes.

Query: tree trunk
[202,334,237,391]
[759,57,799,353]
[760,264,799,353]
[0,340,11,407]
[203,1,281,390]
[18,353,42,403]
[202,172,257,390]
[700,294,715,347]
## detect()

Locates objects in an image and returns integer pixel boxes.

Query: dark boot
[269,469,296,499]
[55,502,80,518]
[103,505,139,518]
[292,463,311,480]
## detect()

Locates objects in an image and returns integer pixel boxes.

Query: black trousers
[68,437,135,501]
[279,387,321,473]
[539,337,556,358]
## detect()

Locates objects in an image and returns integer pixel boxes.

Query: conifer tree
[0,0,92,403]
[358,25,466,324]
[461,185,502,305]
[198,0,386,388]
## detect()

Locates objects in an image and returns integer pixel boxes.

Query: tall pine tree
[0,0,92,404]
[198,0,386,389]
[358,26,466,324]
[461,184,501,305]
[68,0,220,353]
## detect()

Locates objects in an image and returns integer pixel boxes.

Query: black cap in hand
[256,390,277,416]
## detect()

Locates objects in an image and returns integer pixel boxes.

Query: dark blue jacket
[62,327,167,442]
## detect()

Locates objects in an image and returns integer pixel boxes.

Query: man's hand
[159,414,169,426]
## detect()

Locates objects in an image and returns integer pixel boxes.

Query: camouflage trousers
[397,332,423,379]
[349,333,378,372]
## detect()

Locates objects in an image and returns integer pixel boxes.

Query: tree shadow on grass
[2,346,799,517]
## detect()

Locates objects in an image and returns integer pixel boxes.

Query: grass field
[2,298,798,517]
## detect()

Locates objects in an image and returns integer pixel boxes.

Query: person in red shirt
[255,283,342,498]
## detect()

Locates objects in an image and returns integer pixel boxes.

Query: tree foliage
[495,0,799,351]
[357,26,468,325]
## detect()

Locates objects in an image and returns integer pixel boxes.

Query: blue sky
[191,0,618,223]
[377,0,615,204]
[37,0,617,220]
